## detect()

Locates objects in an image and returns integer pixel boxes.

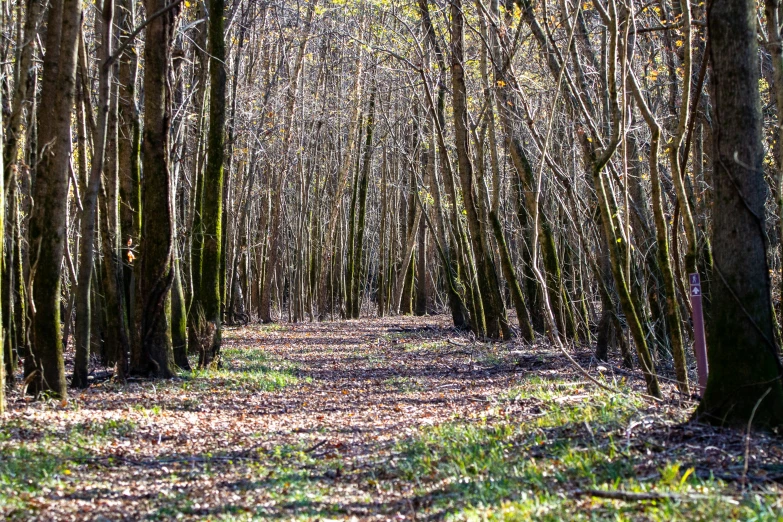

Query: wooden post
[689,273,708,394]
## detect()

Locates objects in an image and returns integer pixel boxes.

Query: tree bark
[133,0,180,377]
[27,0,82,398]
[698,0,783,427]
[198,0,227,367]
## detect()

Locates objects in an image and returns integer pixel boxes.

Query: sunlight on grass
[383,376,422,393]
[398,340,448,352]
[0,428,97,517]
[3,323,781,520]
[393,376,783,520]
[180,345,302,392]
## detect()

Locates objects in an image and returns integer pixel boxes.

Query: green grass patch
[179,345,302,392]
[392,377,783,520]
[0,425,101,517]
[253,323,286,333]
[383,376,422,393]
[398,340,447,352]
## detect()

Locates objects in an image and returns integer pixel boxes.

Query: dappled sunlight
[3,316,781,519]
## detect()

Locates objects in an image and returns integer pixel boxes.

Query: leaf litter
[1,315,782,520]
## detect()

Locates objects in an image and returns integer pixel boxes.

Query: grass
[254,323,287,332]
[0,343,302,519]
[2,320,782,520]
[383,376,423,393]
[179,345,303,393]
[391,376,783,520]
[0,421,109,515]
[398,340,448,352]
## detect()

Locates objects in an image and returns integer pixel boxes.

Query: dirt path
[2,316,782,520]
[2,316,532,519]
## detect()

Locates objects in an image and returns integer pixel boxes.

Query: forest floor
[1,315,783,521]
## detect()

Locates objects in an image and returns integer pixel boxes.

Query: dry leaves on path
[1,315,782,520]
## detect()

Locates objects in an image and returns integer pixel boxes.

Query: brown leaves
[3,315,747,520]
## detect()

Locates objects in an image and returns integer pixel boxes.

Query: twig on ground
[305,439,328,453]
[743,387,772,487]
[574,488,682,501]
[573,488,729,502]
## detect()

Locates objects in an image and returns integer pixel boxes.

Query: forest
[1,0,783,518]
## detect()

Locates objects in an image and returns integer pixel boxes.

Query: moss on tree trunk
[197,0,227,367]
[134,0,179,378]
[27,0,82,398]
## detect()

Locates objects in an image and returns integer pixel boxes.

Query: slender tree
[73,0,114,389]
[350,85,375,319]
[198,0,227,366]
[0,85,4,413]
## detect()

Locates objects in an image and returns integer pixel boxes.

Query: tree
[450,0,510,340]
[197,0,227,367]
[27,0,83,397]
[697,0,783,427]
[73,0,115,389]
[350,85,375,319]
[0,85,4,413]
[133,0,181,377]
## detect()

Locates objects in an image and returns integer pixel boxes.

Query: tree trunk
[345,124,361,318]
[351,87,375,319]
[198,0,227,367]
[630,75,690,395]
[171,256,189,369]
[73,0,114,389]
[116,0,142,363]
[490,211,534,342]
[698,0,783,427]
[27,0,82,398]
[414,205,430,316]
[0,78,4,413]
[764,0,783,341]
[450,0,509,340]
[133,0,180,377]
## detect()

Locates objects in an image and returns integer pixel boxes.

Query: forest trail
[2,317,782,520]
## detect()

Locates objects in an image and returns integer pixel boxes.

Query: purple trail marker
[689,273,708,395]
